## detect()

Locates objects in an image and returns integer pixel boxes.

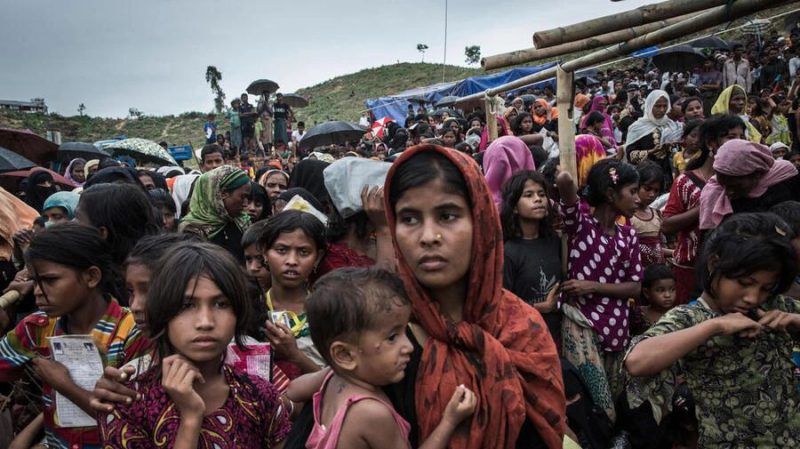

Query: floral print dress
[625,295,800,448]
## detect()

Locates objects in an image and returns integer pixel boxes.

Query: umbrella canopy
[281,93,309,108]
[406,94,429,105]
[742,19,771,35]
[299,121,367,150]
[432,108,462,118]
[58,141,111,161]
[370,118,395,139]
[0,167,73,192]
[103,138,178,166]
[0,146,36,173]
[247,79,280,96]
[0,128,58,166]
[434,96,460,108]
[689,36,729,50]
[575,75,600,86]
[652,45,708,73]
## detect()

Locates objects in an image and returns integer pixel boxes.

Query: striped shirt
[0,298,147,449]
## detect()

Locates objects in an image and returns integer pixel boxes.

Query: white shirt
[292,130,305,142]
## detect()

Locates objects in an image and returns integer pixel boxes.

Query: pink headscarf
[579,96,617,147]
[482,135,535,206]
[479,116,512,152]
[699,139,798,230]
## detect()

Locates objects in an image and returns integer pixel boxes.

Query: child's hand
[756,309,800,333]
[33,357,72,392]
[540,283,561,313]
[713,313,762,338]
[162,354,206,418]
[442,385,477,428]
[560,280,595,297]
[89,365,139,412]
[265,321,300,360]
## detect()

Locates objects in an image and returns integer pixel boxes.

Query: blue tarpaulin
[365,62,559,124]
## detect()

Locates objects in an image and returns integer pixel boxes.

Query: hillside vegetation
[0,63,480,149]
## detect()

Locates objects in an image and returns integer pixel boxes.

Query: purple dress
[100,364,290,448]
[561,200,643,352]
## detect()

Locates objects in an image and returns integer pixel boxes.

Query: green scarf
[180,165,251,238]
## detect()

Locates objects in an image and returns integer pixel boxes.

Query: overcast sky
[0,0,656,118]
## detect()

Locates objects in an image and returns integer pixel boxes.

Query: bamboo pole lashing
[532,0,729,49]
[482,13,697,71]
[454,0,788,108]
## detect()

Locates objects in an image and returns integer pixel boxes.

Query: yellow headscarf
[711,85,762,144]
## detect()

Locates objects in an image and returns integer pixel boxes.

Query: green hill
[0,63,480,149]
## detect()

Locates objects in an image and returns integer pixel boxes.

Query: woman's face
[711,270,778,314]
[222,183,251,218]
[534,103,546,116]
[506,109,518,120]
[652,97,669,119]
[716,173,761,199]
[87,164,99,177]
[247,199,265,221]
[521,116,533,133]
[684,127,701,151]
[160,206,177,231]
[43,206,70,225]
[265,229,321,289]
[469,119,482,129]
[139,174,156,191]
[71,163,85,182]
[442,132,457,148]
[394,178,473,293]
[729,94,746,115]
[611,183,640,218]
[683,100,704,121]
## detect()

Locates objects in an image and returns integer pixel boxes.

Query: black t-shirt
[273,102,290,120]
[239,103,256,128]
[503,236,562,340]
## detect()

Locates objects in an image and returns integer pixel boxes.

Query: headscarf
[288,159,330,207]
[483,136,535,206]
[277,187,325,212]
[574,93,591,109]
[24,170,58,212]
[711,85,762,143]
[84,159,100,178]
[575,134,608,189]
[64,158,86,187]
[171,174,200,218]
[479,115,512,152]
[83,167,141,190]
[42,191,80,220]
[156,166,184,178]
[533,99,559,126]
[699,139,797,229]
[258,169,290,188]
[580,96,617,146]
[180,166,251,238]
[384,144,565,449]
[310,152,335,164]
[625,90,683,149]
[0,187,38,261]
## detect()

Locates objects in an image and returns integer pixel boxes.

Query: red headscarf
[384,144,565,449]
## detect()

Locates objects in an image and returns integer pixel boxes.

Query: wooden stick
[556,66,577,181]
[485,95,498,143]
[533,0,728,49]
[455,0,787,106]
[483,13,696,71]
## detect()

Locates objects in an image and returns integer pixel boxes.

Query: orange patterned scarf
[384,144,566,449]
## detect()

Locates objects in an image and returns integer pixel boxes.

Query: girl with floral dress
[626,213,800,448]
[557,158,643,423]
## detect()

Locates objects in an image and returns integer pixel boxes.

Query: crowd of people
[0,31,799,449]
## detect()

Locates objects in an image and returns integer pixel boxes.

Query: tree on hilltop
[78,103,86,116]
[465,45,481,65]
[205,66,226,113]
[417,43,429,62]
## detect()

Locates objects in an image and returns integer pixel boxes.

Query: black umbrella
[651,45,708,73]
[247,79,280,96]
[58,142,111,161]
[0,146,36,173]
[406,94,429,105]
[299,121,367,150]
[432,108,462,118]
[281,93,309,108]
[575,75,600,86]
[689,36,729,50]
[434,96,460,108]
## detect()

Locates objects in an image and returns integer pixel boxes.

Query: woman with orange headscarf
[532,99,559,133]
[382,144,566,449]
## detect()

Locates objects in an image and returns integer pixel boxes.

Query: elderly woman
[625,90,683,188]
[180,165,252,261]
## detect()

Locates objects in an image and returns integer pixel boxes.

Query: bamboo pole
[485,95,499,143]
[483,13,696,71]
[556,66,577,181]
[454,0,787,108]
[533,0,728,49]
